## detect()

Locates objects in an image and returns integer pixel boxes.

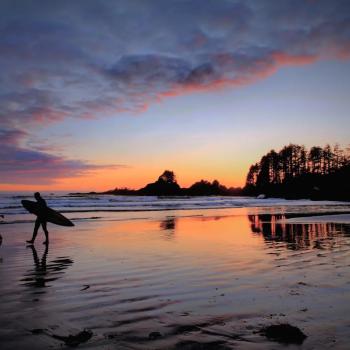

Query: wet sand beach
[1,207,350,349]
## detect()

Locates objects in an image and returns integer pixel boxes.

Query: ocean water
[0,192,349,225]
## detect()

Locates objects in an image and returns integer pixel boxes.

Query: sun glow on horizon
[0,164,248,192]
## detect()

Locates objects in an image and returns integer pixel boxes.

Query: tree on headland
[138,170,181,195]
[158,170,176,184]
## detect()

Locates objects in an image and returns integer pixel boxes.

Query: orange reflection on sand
[78,212,265,264]
[175,214,262,250]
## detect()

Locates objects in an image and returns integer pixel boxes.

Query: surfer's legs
[27,218,40,244]
[42,221,49,245]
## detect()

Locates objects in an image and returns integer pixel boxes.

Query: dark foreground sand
[0,208,350,349]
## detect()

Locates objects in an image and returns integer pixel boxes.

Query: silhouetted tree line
[244,144,350,200]
[101,170,243,196]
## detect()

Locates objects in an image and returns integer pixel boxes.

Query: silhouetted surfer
[27,192,49,245]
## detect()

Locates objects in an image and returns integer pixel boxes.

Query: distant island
[72,143,350,201]
[88,170,243,196]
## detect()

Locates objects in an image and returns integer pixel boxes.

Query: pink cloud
[0,128,126,185]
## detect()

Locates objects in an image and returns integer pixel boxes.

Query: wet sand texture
[0,209,349,349]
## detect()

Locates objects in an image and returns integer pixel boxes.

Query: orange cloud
[154,51,320,106]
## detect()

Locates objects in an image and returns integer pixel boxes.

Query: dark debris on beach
[30,328,93,347]
[51,329,93,347]
[259,323,307,344]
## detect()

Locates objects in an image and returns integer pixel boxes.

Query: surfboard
[21,200,74,227]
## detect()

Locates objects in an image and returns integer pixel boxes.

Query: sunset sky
[1,0,350,191]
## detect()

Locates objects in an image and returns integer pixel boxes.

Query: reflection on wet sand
[160,217,176,231]
[20,245,73,291]
[160,217,177,240]
[248,213,350,250]
[1,209,350,349]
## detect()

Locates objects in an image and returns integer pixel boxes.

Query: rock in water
[260,324,307,344]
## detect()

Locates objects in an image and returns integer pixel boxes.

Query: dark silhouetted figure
[26,192,49,245]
